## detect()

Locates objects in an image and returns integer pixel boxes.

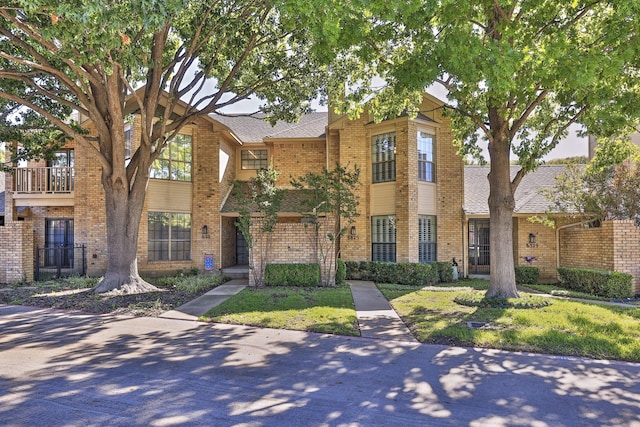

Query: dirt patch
[0,284,195,317]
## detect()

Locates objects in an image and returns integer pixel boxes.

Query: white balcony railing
[14,166,75,193]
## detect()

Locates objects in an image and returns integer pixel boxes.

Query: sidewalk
[161,278,418,343]
[161,279,248,320]
[348,280,418,342]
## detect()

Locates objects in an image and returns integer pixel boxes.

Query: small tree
[235,166,283,287]
[543,139,640,223]
[291,163,360,286]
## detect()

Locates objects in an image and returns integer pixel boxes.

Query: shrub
[344,260,438,286]
[515,266,540,285]
[264,263,320,287]
[557,267,632,299]
[335,259,347,284]
[433,261,454,283]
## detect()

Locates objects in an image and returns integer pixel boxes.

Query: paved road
[1,305,640,427]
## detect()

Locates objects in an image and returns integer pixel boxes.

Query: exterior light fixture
[529,233,536,244]
[350,226,356,235]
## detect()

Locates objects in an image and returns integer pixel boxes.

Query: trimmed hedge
[557,267,633,299]
[335,259,346,284]
[515,266,540,285]
[345,261,438,286]
[433,261,454,283]
[264,263,320,287]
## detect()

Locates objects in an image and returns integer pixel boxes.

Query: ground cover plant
[377,283,640,362]
[0,273,227,317]
[200,285,359,336]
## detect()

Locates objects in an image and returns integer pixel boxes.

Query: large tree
[305,0,640,297]
[0,1,328,293]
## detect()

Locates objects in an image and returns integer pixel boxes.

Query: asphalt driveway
[1,304,639,426]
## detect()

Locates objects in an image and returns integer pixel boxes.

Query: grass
[378,284,640,362]
[521,283,610,301]
[201,285,359,336]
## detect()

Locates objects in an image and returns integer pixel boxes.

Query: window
[419,215,437,263]
[372,132,396,183]
[150,133,192,181]
[124,126,132,160]
[241,149,268,170]
[148,212,191,261]
[372,215,396,262]
[418,131,435,182]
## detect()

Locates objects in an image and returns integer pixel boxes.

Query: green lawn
[201,285,359,336]
[377,284,640,362]
[195,277,640,362]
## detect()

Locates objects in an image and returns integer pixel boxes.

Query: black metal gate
[35,245,86,281]
[468,219,490,274]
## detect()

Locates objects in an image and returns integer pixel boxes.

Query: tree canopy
[0,0,332,292]
[300,0,640,297]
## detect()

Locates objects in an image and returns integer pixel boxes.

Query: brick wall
[327,95,465,265]
[513,218,557,280]
[0,221,34,284]
[247,217,335,285]
[271,140,326,187]
[560,220,640,294]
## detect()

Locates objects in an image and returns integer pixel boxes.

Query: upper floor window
[150,133,192,181]
[124,126,132,160]
[241,149,268,170]
[418,131,435,182]
[372,132,396,183]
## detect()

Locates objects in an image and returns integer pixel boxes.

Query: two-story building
[2,92,466,283]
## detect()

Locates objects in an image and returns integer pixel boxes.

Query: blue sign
[204,255,214,271]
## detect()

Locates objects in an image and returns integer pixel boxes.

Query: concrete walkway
[161,278,418,342]
[348,280,418,342]
[161,279,248,320]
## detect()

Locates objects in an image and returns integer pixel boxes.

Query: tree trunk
[485,131,520,299]
[92,170,157,294]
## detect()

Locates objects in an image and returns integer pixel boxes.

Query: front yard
[1,275,639,362]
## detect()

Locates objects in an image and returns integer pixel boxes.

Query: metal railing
[35,245,86,281]
[14,166,75,193]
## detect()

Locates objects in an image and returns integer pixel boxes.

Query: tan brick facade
[1,93,465,283]
[0,221,34,283]
[513,217,558,281]
[560,220,640,294]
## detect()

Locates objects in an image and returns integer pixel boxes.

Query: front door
[236,227,249,265]
[45,219,74,267]
[468,219,490,274]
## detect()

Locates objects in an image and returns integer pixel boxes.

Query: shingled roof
[211,112,327,143]
[464,165,571,215]
[221,184,319,215]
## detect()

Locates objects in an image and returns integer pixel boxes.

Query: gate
[468,219,490,274]
[35,245,86,281]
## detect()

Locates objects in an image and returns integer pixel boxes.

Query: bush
[433,261,454,283]
[515,266,540,285]
[335,259,346,284]
[264,263,320,287]
[344,260,438,286]
[557,267,633,299]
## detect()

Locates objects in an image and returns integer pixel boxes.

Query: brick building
[2,92,466,283]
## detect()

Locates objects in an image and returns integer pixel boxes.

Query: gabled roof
[211,112,327,143]
[464,165,571,215]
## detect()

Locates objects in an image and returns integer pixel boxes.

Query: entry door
[45,219,74,267]
[236,227,249,265]
[468,219,490,274]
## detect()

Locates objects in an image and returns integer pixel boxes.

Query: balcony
[12,166,75,206]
